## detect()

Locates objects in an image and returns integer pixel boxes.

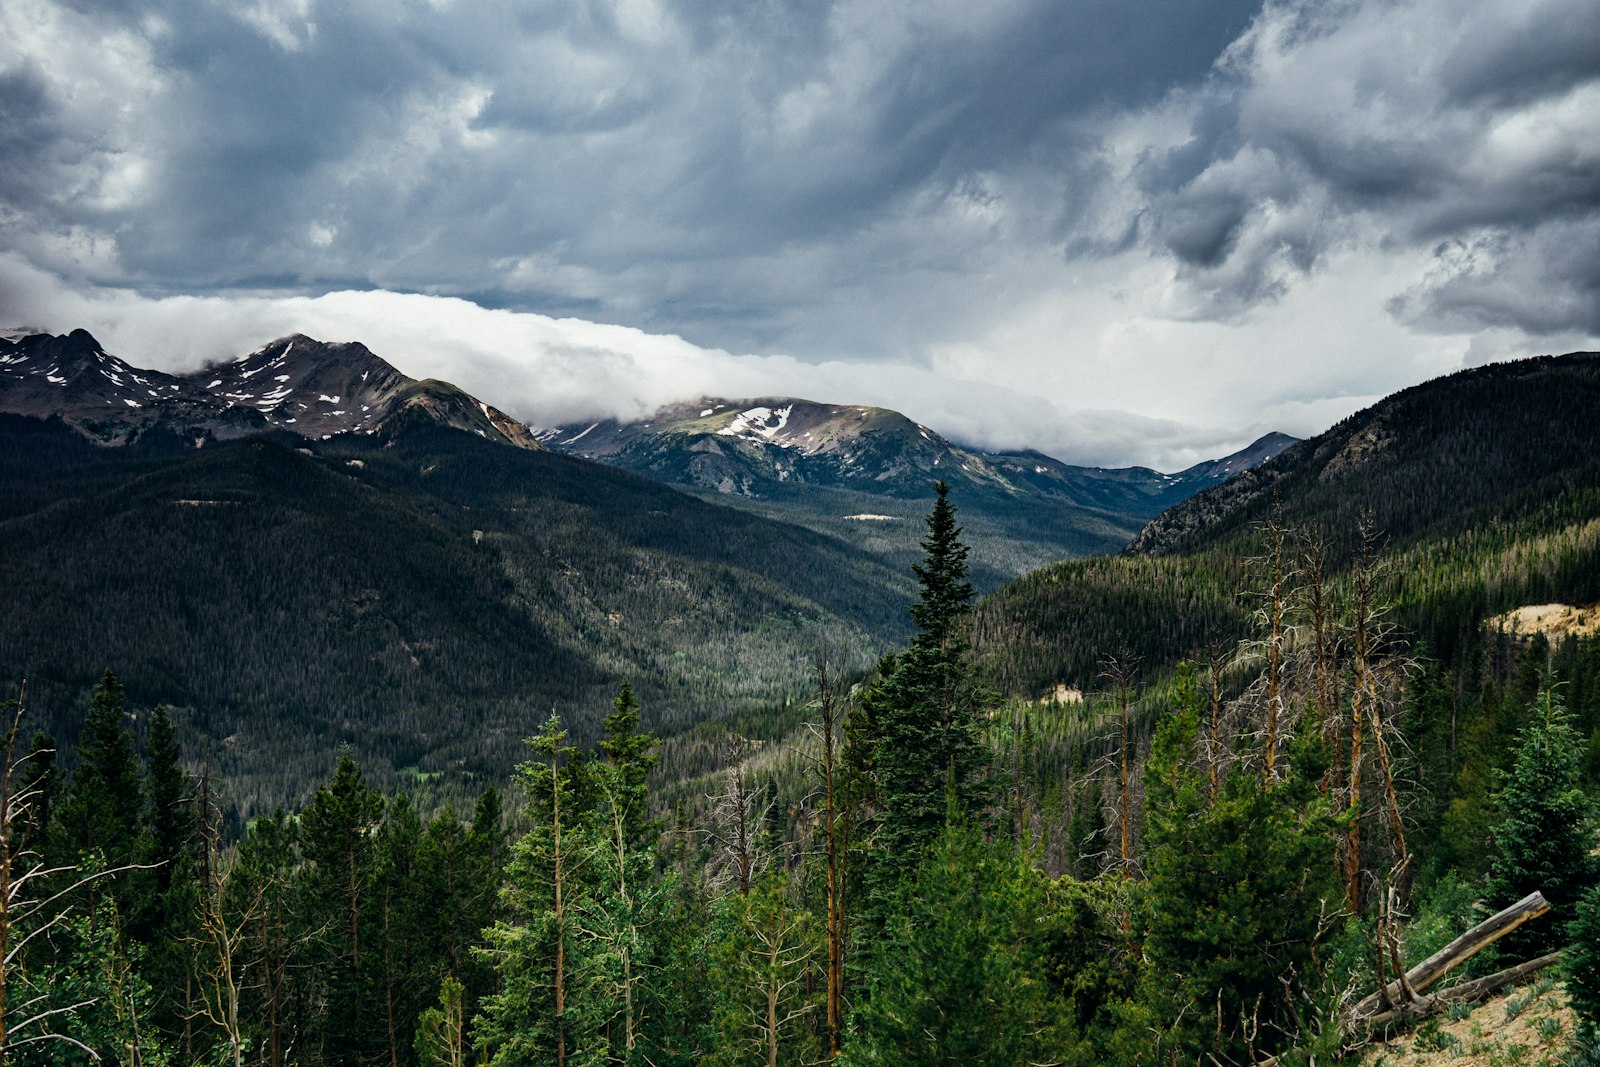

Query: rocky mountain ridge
[0,329,540,449]
[536,397,1297,519]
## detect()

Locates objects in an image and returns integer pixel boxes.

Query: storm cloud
[2,0,1597,467]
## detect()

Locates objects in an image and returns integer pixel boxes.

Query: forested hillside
[0,414,911,811]
[975,351,1600,696]
[6,465,1598,1066]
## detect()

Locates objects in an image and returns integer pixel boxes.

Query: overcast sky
[3,0,1597,468]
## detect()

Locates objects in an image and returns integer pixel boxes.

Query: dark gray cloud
[2,0,1598,463]
[1131,0,1600,335]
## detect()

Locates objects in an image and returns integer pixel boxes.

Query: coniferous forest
[6,459,1600,1066]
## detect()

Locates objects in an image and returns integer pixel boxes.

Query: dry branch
[1349,890,1550,1022]
[1358,951,1563,1028]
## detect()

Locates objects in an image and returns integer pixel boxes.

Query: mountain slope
[0,330,540,448]
[974,352,1600,696]
[0,413,913,812]
[538,398,1296,584]
[1127,355,1600,557]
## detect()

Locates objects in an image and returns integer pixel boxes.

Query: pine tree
[841,817,1067,1067]
[143,706,193,895]
[373,793,427,1067]
[57,670,145,868]
[299,748,386,1066]
[704,872,819,1067]
[228,809,308,1067]
[140,705,198,1046]
[478,714,603,1067]
[599,681,659,844]
[1128,691,1336,1065]
[415,974,467,1067]
[1568,882,1600,1039]
[861,482,983,880]
[1485,688,1600,959]
[586,685,663,1064]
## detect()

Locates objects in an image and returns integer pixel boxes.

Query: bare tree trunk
[815,653,845,1060]
[1206,646,1226,802]
[1346,549,1369,913]
[1262,510,1288,786]
[1300,528,1342,796]
[1099,651,1138,874]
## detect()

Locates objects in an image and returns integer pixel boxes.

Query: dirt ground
[1359,976,1576,1066]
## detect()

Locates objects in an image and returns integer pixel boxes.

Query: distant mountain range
[0,327,1305,806]
[2,330,1296,589]
[536,398,1294,516]
[0,329,539,448]
[535,399,1296,583]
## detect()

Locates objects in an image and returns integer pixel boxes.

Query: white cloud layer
[2,0,1597,469]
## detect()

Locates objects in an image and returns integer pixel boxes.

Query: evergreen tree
[1485,687,1600,959]
[859,482,983,881]
[299,748,386,1066]
[228,809,308,1067]
[599,681,660,844]
[143,706,193,894]
[1124,687,1337,1065]
[1568,881,1600,1038]
[587,686,663,1063]
[415,974,468,1067]
[373,793,427,1067]
[841,816,1067,1067]
[57,670,145,868]
[140,706,200,1048]
[477,714,603,1067]
[704,872,819,1067]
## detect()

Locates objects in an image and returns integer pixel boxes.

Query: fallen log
[1258,950,1566,1067]
[1349,890,1550,1021]
[1358,950,1563,1028]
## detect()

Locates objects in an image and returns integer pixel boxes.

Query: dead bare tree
[185,768,264,1067]
[1297,526,1343,801]
[1203,641,1231,802]
[1097,650,1141,876]
[1242,503,1298,787]
[704,737,774,897]
[1345,518,1415,915]
[807,651,847,1061]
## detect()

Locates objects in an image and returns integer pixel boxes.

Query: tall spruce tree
[57,670,145,867]
[299,748,386,1067]
[143,706,193,894]
[861,482,983,878]
[478,714,603,1067]
[1123,676,1337,1065]
[841,816,1067,1067]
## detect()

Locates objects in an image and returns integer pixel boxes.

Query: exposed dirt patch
[1486,603,1600,639]
[1359,978,1575,1067]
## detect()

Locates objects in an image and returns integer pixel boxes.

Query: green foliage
[843,818,1071,1066]
[0,419,912,814]
[1567,882,1600,1038]
[56,670,146,867]
[1128,710,1338,1065]
[11,893,170,1067]
[703,873,820,1067]
[415,974,467,1067]
[1486,689,1600,959]
[298,748,387,1066]
[856,483,986,888]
